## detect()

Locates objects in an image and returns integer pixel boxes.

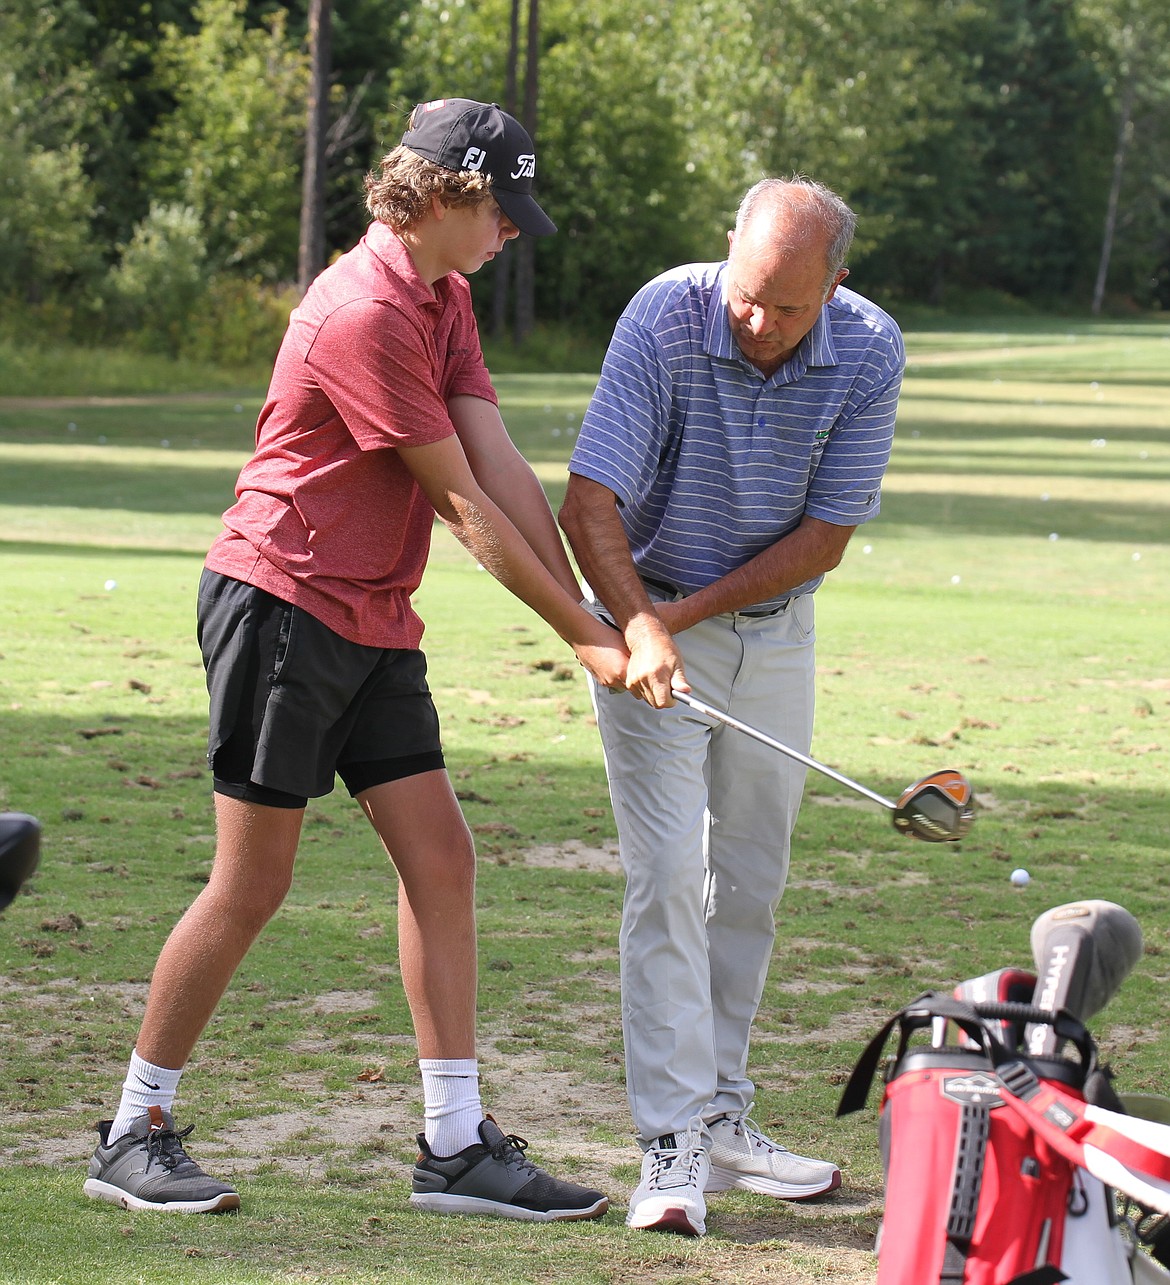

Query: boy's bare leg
[135,794,304,1069]
[358,770,477,1058]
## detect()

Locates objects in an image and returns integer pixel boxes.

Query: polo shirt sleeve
[569,307,673,507]
[305,297,457,452]
[804,333,904,526]
[441,278,498,405]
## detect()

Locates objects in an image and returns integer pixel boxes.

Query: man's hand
[623,614,689,708]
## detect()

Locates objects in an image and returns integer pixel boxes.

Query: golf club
[1027,899,1144,1056]
[946,967,1038,1049]
[670,688,975,843]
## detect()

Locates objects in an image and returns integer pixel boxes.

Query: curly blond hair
[364,146,494,233]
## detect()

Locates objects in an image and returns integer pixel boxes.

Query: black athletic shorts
[197,569,445,809]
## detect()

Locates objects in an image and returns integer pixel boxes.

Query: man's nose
[749,306,774,336]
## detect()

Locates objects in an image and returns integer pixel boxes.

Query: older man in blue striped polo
[559,176,904,1237]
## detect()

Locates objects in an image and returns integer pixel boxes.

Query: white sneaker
[705,1110,841,1199]
[626,1118,710,1236]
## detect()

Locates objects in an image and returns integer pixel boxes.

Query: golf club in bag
[1028,900,1144,1057]
[670,689,975,843]
[838,899,1170,1284]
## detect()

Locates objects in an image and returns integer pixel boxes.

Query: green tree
[1079,0,1170,309]
[144,0,309,278]
[246,0,412,257]
[388,0,711,333]
[104,203,209,354]
[0,4,104,309]
[738,0,1110,304]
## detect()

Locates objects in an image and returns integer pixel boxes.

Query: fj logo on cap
[511,154,536,180]
[461,147,487,172]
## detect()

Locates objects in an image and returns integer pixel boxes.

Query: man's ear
[825,268,849,303]
[430,193,448,221]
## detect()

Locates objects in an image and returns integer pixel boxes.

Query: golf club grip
[670,688,895,810]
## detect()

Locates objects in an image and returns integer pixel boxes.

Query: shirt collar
[364,221,444,309]
[704,262,839,380]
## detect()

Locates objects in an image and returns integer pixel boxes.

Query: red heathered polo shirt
[205,221,497,649]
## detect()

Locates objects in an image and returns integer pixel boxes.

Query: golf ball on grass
[1010,868,1030,887]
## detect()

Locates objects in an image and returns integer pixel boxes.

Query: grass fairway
[1,316,1168,1284]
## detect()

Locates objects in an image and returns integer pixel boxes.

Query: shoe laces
[648,1128,706,1191]
[144,1120,196,1173]
[489,1131,539,1178]
[725,1112,788,1155]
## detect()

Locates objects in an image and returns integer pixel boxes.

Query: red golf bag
[837,991,1140,1285]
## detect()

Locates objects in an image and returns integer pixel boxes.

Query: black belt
[640,576,791,619]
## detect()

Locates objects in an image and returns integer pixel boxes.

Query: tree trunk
[491,0,523,341]
[513,0,540,345]
[298,0,333,296]
[1091,67,1136,316]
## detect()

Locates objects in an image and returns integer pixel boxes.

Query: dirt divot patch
[518,840,622,875]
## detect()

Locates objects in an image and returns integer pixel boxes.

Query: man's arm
[559,474,688,708]
[398,433,628,689]
[653,516,857,634]
[448,395,581,600]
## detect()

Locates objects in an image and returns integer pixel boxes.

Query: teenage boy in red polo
[84,99,626,1222]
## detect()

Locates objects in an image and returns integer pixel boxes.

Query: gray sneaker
[83,1106,240,1213]
[410,1117,608,1221]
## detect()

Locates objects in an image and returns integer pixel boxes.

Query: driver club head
[892,769,975,843]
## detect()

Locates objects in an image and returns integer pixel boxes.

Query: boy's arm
[448,394,581,599]
[398,429,628,690]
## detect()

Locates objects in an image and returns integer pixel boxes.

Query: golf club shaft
[670,688,895,811]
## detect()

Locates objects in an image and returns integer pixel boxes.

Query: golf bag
[838,991,1170,1285]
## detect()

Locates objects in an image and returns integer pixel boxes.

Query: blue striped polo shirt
[568,260,904,608]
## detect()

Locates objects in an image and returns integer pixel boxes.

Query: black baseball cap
[401,98,557,237]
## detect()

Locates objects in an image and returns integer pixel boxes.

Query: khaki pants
[589,592,816,1145]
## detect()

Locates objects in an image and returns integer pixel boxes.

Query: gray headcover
[1028,899,1143,1054]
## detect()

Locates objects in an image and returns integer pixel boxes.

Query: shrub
[180,275,299,368]
[104,203,210,355]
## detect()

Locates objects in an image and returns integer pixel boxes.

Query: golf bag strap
[998,1061,1170,1182]
[836,992,1092,1117]
[837,993,1004,1117]
[938,1100,992,1284]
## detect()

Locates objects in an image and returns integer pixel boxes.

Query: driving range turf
[1,316,1167,1283]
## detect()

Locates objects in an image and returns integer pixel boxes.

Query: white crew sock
[107,1049,184,1144]
[420,1058,483,1157]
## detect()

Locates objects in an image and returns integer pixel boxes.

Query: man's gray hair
[734,177,857,292]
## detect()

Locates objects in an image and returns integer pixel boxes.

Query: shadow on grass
[2,457,1166,547]
[876,489,1170,543]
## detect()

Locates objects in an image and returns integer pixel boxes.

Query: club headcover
[1029,900,1143,1055]
[952,967,1038,1050]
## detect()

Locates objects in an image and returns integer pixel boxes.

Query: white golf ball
[1010,868,1030,887]
[104,579,117,592]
